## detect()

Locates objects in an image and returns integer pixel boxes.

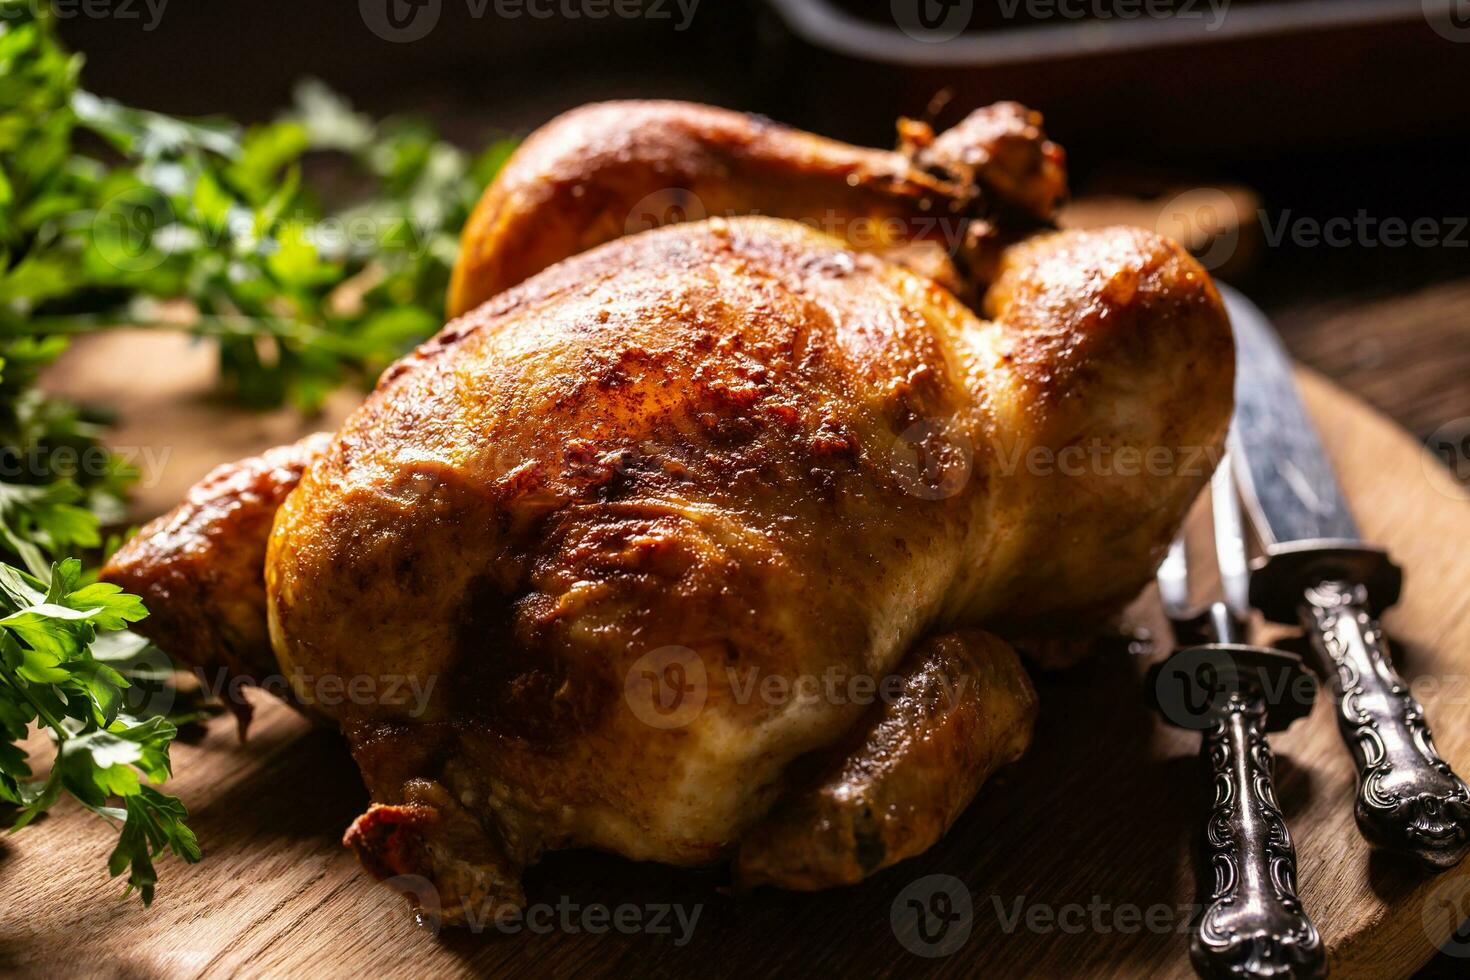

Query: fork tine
[1211,450,1252,624]
[1157,528,1192,624]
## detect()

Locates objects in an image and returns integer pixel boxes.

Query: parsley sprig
[0,557,198,904]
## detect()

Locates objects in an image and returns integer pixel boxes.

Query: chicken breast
[271,215,1226,918]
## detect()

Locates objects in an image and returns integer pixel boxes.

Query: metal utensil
[1223,282,1470,870]
[1151,460,1324,980]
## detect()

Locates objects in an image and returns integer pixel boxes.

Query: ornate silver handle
[1192,688,1324,979]
[1300,579,1470,869]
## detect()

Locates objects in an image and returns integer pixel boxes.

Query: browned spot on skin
[496,459,546,502]
[343,803,438,882]
[811,415,858,458]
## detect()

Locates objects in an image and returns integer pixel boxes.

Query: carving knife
[1221,282,1470,870]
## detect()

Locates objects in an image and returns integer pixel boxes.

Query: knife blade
[1222,282,1470,870]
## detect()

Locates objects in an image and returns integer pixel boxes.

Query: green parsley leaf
[0,559,194,903]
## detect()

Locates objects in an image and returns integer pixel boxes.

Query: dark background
[57,0,1470,307]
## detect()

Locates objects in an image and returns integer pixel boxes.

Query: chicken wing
[102,432,331,729]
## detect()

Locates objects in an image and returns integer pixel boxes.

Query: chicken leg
[449,100,1066,315]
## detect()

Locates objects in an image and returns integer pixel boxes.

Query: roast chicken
[101,101,1233,923]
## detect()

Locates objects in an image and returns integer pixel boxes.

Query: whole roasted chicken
[102,101,1233,922]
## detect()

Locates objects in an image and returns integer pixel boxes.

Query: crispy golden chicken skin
[102,101,1232,923]
[448,100,1065,316]
[100,433,330,729]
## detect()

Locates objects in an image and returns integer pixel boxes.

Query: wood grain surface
[6,352,1470,979]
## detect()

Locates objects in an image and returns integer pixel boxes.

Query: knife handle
[1192,691,1324,980]
[1300,579,1470,869]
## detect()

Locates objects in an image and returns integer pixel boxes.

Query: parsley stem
[0,660,69,744]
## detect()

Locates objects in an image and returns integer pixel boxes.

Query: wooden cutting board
[5,336,1470,979]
